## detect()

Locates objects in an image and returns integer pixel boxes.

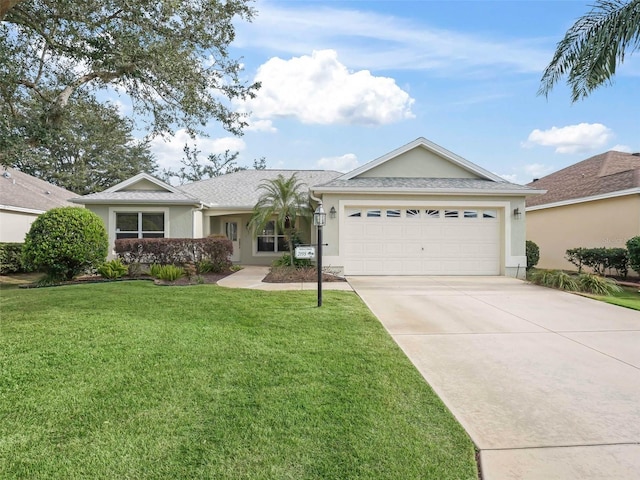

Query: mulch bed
[263,266,346,283]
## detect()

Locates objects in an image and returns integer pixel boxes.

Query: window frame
[115,211,166,240]
[255,220,288,254]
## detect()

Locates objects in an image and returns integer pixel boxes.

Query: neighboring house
[525,150,640,271]
[72,137,544,277]
[0,167,80,243]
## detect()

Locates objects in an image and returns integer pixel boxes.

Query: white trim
[0,204,45,215]
[525,187,640,211]
[107,206,170,256]
[335,199,514,275]
[340,137,506,182]
[312,186,543,196]
[104,172,183,194]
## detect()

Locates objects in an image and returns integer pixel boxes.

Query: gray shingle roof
[314,177,537,194]
[181,170,342,208]
[0,167,78,212]
[72,191,203,205]
[525,151,640,207]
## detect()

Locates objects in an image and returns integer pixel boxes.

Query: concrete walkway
[217,265,353,291]
[347,276,640,480]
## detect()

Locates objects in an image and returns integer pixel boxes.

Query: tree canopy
[0,0,260,192]
[3,91,156,194]
[539,0,640,101]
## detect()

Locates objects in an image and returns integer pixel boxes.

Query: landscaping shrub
[272,253,312,268]
[22,207,108,281]
[0,243,26,274]
[627,236,640,275]
[578,273,622,295]
[529,269,621,296]
[97,259,129,279]
[149,264,185,281]
[115,237,232,272]
[565,247,629,277]
[525,240,539,271]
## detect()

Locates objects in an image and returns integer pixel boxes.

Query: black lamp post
[313,203,326,307]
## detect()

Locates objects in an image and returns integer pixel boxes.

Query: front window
[256,221,288,253]
[116,212,164,239]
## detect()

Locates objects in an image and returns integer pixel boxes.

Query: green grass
[595,286,640,310]
[0,282,477,479]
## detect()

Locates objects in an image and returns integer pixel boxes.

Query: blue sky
[147,0,640,184]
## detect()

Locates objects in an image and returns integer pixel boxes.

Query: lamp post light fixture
[313,203,326,307]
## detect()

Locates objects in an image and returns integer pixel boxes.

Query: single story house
[72,137,544,277]
[0,167,80,243]
[525,150,640,272]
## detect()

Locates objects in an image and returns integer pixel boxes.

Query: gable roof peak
[104,172,182,194]
[340,137,505,182]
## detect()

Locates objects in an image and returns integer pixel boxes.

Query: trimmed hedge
[565,247,629,277]
[115,237,233,273]
[0,243,25,274]
[525,240,540,271]
[627,236,640,275]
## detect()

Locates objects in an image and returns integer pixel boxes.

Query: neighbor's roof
[313,177,540,196]
[181,169,342,208]
[525,151,640,208]
[0,167,78,213]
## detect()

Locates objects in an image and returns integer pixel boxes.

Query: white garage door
[343,207,500,275]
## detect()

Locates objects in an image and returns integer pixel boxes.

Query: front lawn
[0,282,477,479]
[595,286,640,310]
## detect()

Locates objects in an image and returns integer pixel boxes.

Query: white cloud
[245,119,277,133]
[149,129,246,171]
[317,153,359,172]
[236,3,550,74]
[523,163,555,178]
[241,50,414,126]
[523,123,614,154]
[612,144,632,153]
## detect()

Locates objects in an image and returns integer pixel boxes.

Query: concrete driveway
[347,276,640,480]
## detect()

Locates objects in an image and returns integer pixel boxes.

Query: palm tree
[249,173,311,266]
[539,0,640,101]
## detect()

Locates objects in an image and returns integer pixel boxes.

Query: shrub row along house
[526,150,640,272]
[72,138,545,277]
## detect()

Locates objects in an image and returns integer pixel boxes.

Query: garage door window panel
[406,209,421,218]
[444,210,459,218]
[367,209,381,218]
[386,209,401,218]
[425,209,440,218]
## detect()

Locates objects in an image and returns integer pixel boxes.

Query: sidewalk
[217,265,353,291]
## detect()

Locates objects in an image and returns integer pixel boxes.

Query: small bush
[150,264,185,281]
[525,240,539,271]
[0,243,25,274]
[272,253,312,268]
[529,269,578,291]
[627,236,640,275]
[97,259,129,279]
[22,207,108,281]
[578,274,622,295]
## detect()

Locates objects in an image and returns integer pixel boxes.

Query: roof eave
[70,198,204,206]
[526,187,640,211]
[311,186,546,196]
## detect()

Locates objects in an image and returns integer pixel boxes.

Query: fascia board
[0,204,45,214]
[312,186,546,196]
[526,187,640,211]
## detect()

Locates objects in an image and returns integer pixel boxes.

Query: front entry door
[224,218,240,262]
